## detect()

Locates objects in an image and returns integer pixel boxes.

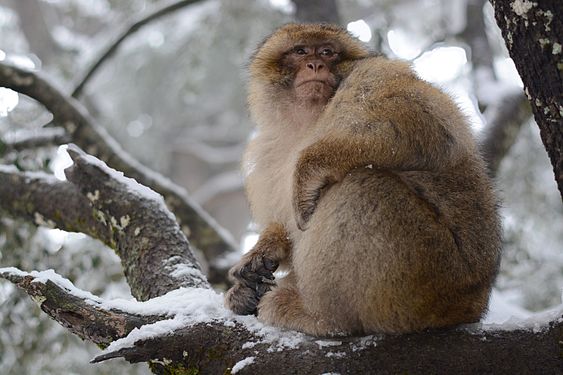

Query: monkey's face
[282,43,340,105]
[249,24,370,111]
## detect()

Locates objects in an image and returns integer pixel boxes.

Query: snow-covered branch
[0,268,164,346]
[0,165,106,238]
[0,61,237,284]
[64,145,209,299]
[5,267,558,374]
[92,309,563,375]
[0,145,209,299]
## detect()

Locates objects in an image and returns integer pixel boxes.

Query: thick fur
[226,23,502,336]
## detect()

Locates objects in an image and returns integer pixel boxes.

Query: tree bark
[490,0,563,200]
[0,269,164,346]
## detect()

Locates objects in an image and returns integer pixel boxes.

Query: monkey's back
[290,57,502,333]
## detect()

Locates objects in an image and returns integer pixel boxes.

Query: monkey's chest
[245,150,300,232]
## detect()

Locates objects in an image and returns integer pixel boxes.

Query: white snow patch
[241,341,258,349]
[315,340,342,349]
[231,356,255,374]
[511,0,536,17]
[67,145,175,220]
[350,335,379,352]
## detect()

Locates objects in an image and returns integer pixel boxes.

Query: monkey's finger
[260,276,277,285]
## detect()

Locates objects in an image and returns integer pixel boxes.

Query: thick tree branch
[0,268,164,346]
[0,61,237,284]
[91,313,563,375]
[64,145,209,299]
[490,0,563,200]
[71,0,204,98]
[0,165,105,237]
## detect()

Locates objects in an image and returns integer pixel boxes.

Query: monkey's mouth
[296,79,333,88]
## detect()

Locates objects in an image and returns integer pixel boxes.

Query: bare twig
[0,269,164,346]
[0,61,237,285]
[71,0,204,98]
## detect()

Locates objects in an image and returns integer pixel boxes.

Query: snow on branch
[0,60,237,285]
[71,0,205,98]
[0,165,105,237]
[0,268,164,346]
[64,145,209,299]
[90,307,563,374]
[0,145,209,299]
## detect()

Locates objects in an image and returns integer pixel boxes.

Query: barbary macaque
[225,23,501,336]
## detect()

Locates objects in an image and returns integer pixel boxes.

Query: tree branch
[0,145,209,299]
[479,90,532,175]
[0,61,237,284]
[0,127,70,155]
[63,145,209,299]
[0,165,105,237]
[71,0,204,98]
[91,312,563,375]
[0,268,164,346]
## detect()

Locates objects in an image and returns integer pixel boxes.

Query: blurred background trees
[0,0,561,374]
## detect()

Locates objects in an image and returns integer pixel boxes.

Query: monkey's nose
[306,61,324,72]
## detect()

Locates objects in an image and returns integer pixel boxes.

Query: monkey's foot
[225,283,263,315]
[225,254,278,315]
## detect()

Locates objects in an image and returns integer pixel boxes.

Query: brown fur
[225,23,502,336]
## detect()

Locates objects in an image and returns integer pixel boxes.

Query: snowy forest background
[0,0,561,374]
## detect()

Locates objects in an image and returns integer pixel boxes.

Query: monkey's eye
[295,48,308,55]
[320,48,334,57]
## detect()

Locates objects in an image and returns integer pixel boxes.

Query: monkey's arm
[293,114,462,230]
[225,223,292,315]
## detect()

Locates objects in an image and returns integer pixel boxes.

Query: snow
[511,0,536,17]
[231,356,255,374]
[315,340,343,349]
[68,145,164,204]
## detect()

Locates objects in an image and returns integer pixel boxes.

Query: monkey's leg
[258,273,336,336]
[225,223,292,315]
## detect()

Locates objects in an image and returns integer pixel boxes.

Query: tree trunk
[490,0,563,200]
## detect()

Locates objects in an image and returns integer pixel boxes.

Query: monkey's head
[248,24,369,125]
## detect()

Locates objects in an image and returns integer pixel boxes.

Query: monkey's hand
[225,224,291,315]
